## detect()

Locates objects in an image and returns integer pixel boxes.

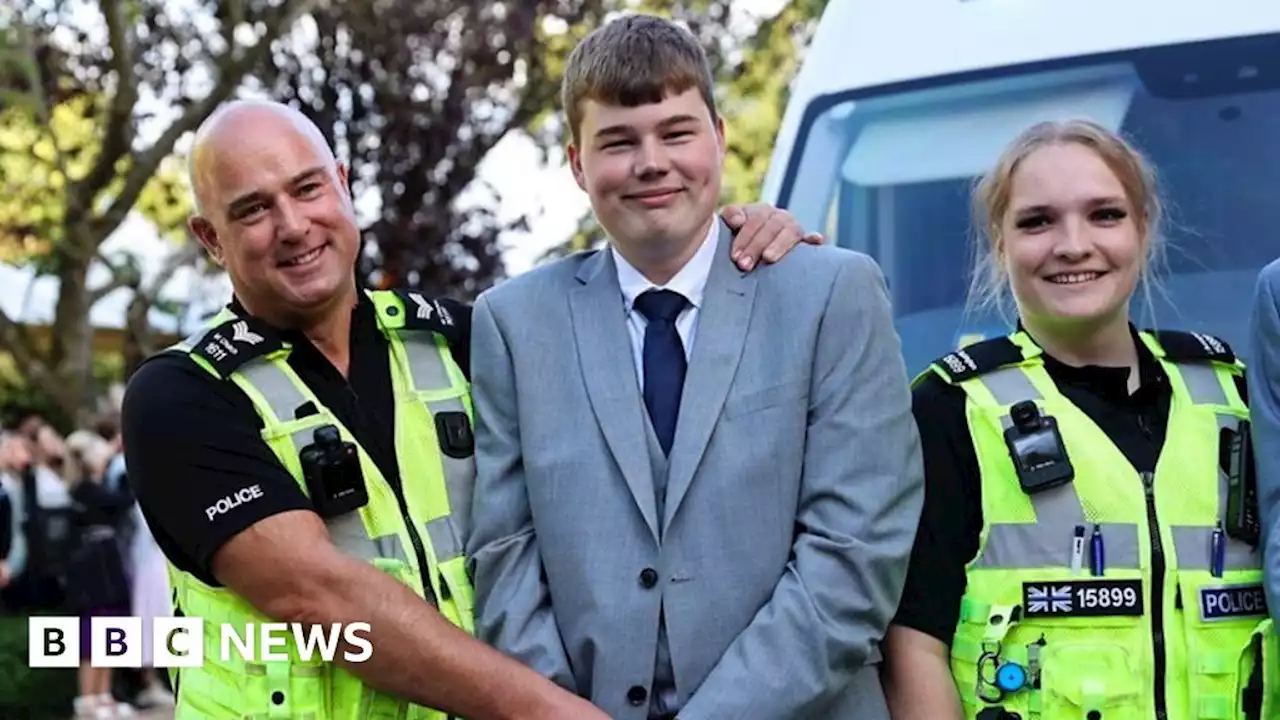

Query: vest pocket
[1038,642,1145,719]
[1177,578,1273,719]
[1236,618,1279,720]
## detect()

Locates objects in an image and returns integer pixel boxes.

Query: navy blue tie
[634,289,689,455]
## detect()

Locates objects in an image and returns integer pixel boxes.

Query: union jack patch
[1022,579,1144,618]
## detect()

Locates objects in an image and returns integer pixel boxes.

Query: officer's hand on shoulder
[720,203,824,271]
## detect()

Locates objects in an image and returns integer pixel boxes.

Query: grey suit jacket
[466,221,925,720]
[1248,257,1280,624]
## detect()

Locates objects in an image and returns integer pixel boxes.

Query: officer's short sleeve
[121,353,313,587]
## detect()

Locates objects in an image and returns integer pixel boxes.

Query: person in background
[12,407,47,445]
[91,413,174,708]
[0,474,11,590]
[63,430,137,719]
[881,119,1277,719]
[96,417,128,495]
[0,419,73,612]
[1249,259,1280,630]
[0,431,30,599]
[117,425,175,709]
[32,423,75,509]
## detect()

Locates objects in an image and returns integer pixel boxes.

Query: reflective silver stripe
[978,366,1042,406]
[1171,525,1259,572]
[1178,362,1228,406]
[325,503,409,565]
[974,521,1142,570]
[326,511,381,561]
[399,331,475,555]
[401,332,453,390]
[972,432,1144,570]
[239,362,309,424]
[236,361,316,458]
[425,516,464,562]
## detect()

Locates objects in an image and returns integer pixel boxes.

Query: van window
[784,34,1280,373]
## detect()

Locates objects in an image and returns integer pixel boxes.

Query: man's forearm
[881,629,964,720]
[298,556,575,720]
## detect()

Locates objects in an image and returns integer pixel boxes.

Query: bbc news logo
[29,617,373,668]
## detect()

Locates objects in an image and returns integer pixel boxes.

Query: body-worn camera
[1222,420,1259,545]
[1003,400,1074,494]
[299,424,369,517]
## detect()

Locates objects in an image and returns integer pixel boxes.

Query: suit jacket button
[639,568,659,589]
[627,685,648,706]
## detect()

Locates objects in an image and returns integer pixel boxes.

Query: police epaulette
[1149,330,1236,365]
[391,289,457,332]
[931,336,1025,383]
[189,317,284,379]
[389,289,470,347]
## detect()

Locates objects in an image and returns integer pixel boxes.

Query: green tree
[719,0,829,206]
[0,0,313,425]
[255,0,617,299]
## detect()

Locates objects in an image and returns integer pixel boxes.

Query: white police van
[762,0,1280,373]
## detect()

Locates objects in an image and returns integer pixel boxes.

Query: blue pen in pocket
[1090,524,1105,577]
[1211,522,1225,578]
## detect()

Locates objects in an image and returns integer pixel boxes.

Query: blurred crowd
[0,407,175,717]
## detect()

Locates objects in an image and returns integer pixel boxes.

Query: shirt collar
[1016,320,1167,399]
[612,219,719,311]
[226,288,378,343]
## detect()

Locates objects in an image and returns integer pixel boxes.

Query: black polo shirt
[121,291,471,587]
[893,327,1248,646]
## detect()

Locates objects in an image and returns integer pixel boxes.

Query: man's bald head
[188,100,336,215]
[183,98,361,329]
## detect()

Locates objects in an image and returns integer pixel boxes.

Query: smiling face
[569,87,725,260]
[188,103,360,324]
[998,142,1147,334]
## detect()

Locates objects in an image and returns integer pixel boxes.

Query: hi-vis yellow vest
[917,329,1280,720]
[162,289,475,719]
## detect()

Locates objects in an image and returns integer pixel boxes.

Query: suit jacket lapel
[663,220,756,533]
[569,250,661,542]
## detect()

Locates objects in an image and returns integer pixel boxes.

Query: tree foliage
[0,0,313,425]
[254,1,616,299]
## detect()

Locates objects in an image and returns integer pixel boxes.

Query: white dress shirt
[612,220,720,390]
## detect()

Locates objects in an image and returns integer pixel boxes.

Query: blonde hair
[64,430,111,490]
[966,118,1168,325]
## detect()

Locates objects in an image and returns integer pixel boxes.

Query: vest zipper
[338,380,438,607]
[392,482,439,606]
[1142,471,1168,720]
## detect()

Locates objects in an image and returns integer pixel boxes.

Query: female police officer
[881,119,1278,720]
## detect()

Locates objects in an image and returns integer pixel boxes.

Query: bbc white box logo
[155,617,205,667]
[29,616,204,668]
[28,617,79,668]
